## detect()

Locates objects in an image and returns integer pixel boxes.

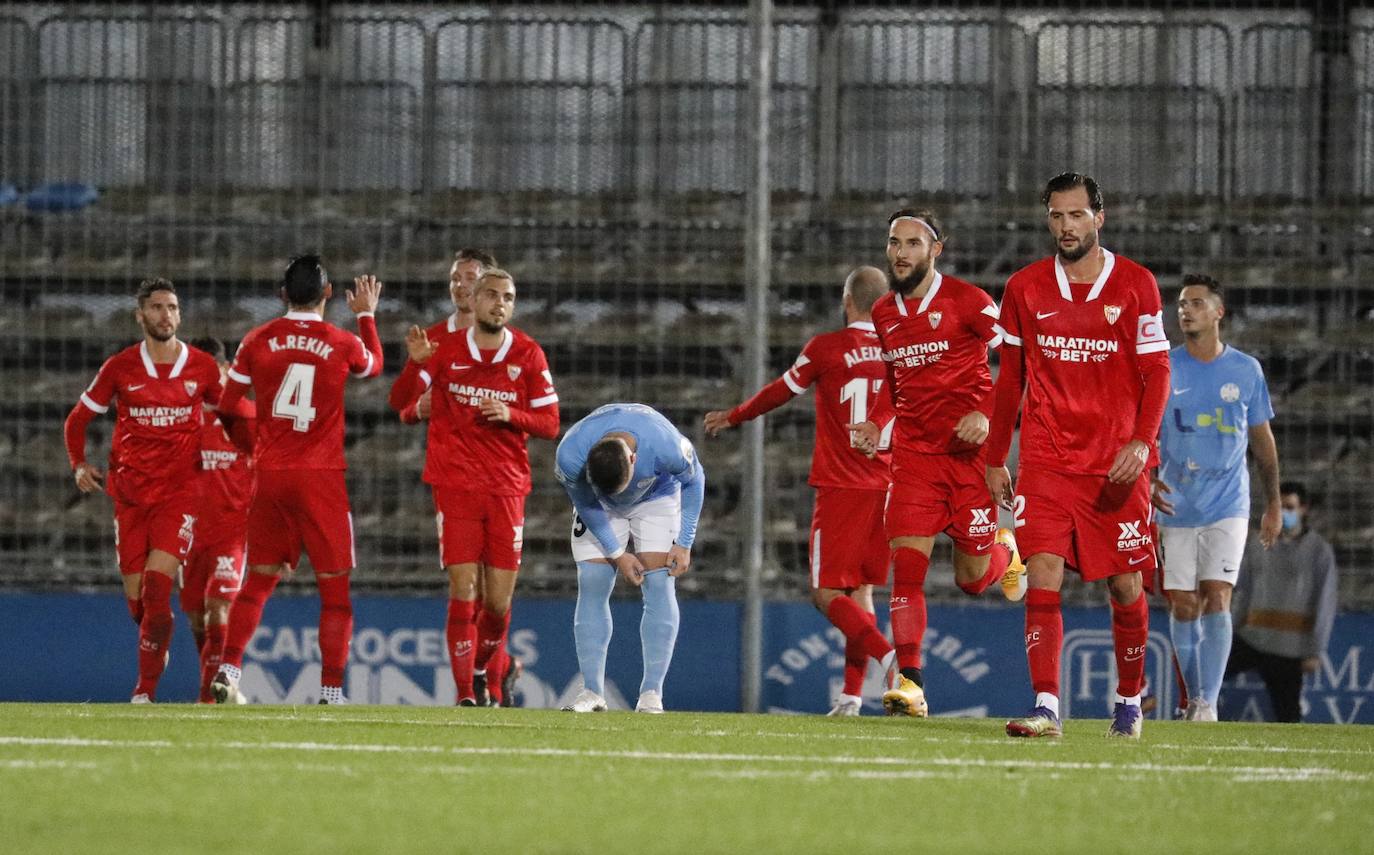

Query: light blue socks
[1169,614,1202,703]
[639,569,680,696]
[1198,611,1233,707]
[574,561,616,696]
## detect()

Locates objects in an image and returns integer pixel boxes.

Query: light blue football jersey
[555,403,705,557]
[1157,345,1274,527]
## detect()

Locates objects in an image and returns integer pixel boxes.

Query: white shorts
[1160,517,1249,591]
[570,493,681,562]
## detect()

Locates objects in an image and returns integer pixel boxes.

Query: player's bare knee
[951,549,989,584]
[1200,581,1232,614]
[205,598,232,625]
[1108,572,1143,604]
[1169,589,1201,619]
[1025,554,1064,591]
[186,612,206,634]
[811,587,841,612]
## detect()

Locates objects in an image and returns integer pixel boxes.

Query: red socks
[447,598,477,702]
[956,541,1011,596]
[222,572,279,669]
[199,623,227,703]
[316,575,353,689]
[487,646,510,705]
[889,548,930,670]
[1111,592,1150,698]
[126,596,144,625]
[474,607,510,672]
[1024,588,1063,696]
[827,596,892,663]
[133,571,176,698]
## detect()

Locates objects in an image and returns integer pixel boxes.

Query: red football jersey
[730,322,891,491]
[77,341,222,505]
[416,326,559,496]
[871,272,1001,456]
[195,404,255,531]
[225,311,382,471]
[996,250,1170,475]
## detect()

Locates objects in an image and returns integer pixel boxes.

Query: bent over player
[556,404,705,714]
[986,173,1171,739]
[705,267,896,716]
[211,256,383,705]
[390,269,559,706]
[64,278,222,702]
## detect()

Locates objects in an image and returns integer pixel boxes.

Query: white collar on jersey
[894,271,943,317]
[284,310,323,321]
[1054,249,1116,302]
[847,321,876,331]
[447,313,459,334]
[466,326,513,363]
[139,339,189,379]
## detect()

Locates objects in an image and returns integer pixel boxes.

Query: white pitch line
[1,735,1367,782]
[0,758,99,770]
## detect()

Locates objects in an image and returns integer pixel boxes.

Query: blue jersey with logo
[1157,345,1273,527]
[555,403,706,557]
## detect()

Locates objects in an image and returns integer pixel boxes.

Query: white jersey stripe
[80,392,109,414]
[530,393,559,409]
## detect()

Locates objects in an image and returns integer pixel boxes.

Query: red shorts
[433,486,525,570]
[181,535,245,615]
[112,493,197,576]
[809,487,888,590]
[247,470,354,574]
[885,447,998,553]
[1014,467,1156,581]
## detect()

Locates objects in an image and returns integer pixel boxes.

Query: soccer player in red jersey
[849,209,1025,718]
[64,278,223,702]
[985,173,1171,739]
[209,256,384,705]
[387,249,523,706]
[390,269,560,706]
[705,266,897,717]
[391,248,495,425]
[183,337,256,703]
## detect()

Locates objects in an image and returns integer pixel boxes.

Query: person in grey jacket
[1226,481,1338,722]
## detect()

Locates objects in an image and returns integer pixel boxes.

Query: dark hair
[886,208,945,243]
[283,254,328,306]
[1041,172,1104,212]
[1281,481,1310,506]
[136,277,176,307]
[587,438,631,494]
[1181,273,1224,305]
[190,336,226,362]
[455,248,498,269]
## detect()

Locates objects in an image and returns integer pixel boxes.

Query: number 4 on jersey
[273,363,318,432]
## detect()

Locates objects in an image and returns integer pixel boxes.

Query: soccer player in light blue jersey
[554,403,706,713]
[1153,274,1281,721]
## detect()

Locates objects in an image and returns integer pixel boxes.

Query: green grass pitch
[2,704,1371,854]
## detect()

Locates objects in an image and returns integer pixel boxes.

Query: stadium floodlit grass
[2,704,1371,854]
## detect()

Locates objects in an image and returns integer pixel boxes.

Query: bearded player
[64,278,223,702]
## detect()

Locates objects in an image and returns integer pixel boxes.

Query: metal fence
[1,1,1371,612]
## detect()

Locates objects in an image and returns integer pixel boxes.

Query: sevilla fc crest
[183,380,199,395]
[928,311,942,329]
[507,365,522,381]
[1104,305,1122,325]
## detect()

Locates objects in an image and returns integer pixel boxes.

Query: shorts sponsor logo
[178,514,195,543]
[1128,554,1150,566]
[1116,520,1151,551]
[968,507,997,536]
